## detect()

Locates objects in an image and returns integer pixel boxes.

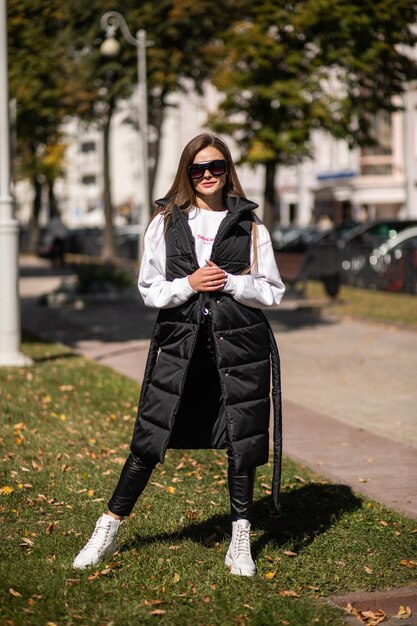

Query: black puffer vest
[131,195,283,509]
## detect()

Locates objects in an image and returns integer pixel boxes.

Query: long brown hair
[153,133,246,222]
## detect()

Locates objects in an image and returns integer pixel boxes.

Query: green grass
[306,281,417,327]
[1,336,416,626]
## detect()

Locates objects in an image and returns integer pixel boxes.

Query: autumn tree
[7,1,72,250]
[208,0,417,232]
[64,0,243,227]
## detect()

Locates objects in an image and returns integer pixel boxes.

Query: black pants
[108,446,256,521]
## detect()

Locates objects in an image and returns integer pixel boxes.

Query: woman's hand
[188,260,227,292]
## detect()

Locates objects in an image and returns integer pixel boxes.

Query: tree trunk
[27,175,43,252]
[263,161,279,235]
[148,90,167,218]
[101,108,116,260]
[47,178,58,218]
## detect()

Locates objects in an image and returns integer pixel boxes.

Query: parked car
[338,219,417,286]
[354,226,417,293]
[66,227,102,257]
[307,219,417,295]
[272,225,319,253]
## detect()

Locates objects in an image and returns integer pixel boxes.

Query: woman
[73,133,285,577]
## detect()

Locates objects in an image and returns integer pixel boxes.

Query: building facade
[15,82,417,231]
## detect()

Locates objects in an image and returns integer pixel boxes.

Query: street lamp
[0,1,31,366]
[100,11,151,259]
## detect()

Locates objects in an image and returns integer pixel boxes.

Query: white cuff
[174,275,197,301]
[222,273,242,299]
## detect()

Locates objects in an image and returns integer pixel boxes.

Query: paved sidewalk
[18,256,417,523]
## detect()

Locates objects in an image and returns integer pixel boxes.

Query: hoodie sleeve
[222,218,285,308]
[138,215,196,309]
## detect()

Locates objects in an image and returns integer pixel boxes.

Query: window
[360,111,393,176]
[81,175,96,185]
[81,141,96,153]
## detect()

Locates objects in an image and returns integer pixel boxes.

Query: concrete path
[18,256,417,523]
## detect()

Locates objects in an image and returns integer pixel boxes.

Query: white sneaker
[225,519,256,577]
[73,514,122,569]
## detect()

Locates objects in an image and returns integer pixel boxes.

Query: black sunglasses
[187,159,227,180]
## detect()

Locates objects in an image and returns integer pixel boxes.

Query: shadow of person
[120,482,362,558]
[250,483,362,558]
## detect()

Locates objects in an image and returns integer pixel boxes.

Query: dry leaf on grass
[9,588,22,597]
[279,590,300,597]
[400,560,417,569]
[143,599,164,606]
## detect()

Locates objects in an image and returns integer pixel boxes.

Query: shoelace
[83,520,112,553]
[235,525,251,557]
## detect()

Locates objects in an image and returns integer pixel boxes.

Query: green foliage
[210,0,417,168]
[0,337,416,625]
[7,2,71,182]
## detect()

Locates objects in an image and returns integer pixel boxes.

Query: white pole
[136,29,149,259]
[0,1,31,366]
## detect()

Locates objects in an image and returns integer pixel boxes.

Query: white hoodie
[138,206,285,310]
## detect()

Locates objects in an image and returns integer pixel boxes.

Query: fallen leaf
[0,486,14,495]
[364,566,373,575]
[362,610,387,625]
[150,482,166,490]
[279,590,299,597]
[358,477,371,483]
[166,486,176,494]
[344,603,388,625]
[150,609,166,615]
[173,572,180,583]
[397,605,412,619]
[282,550,297,557]
[400,560,417,569]
[143,600,164,606]
[293,475,306,483]
[20,537,34,547]
[9,588,22,597]
[203,596,210,603]
[264,571,276,579]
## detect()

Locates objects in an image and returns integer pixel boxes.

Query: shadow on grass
[121,483,361,558]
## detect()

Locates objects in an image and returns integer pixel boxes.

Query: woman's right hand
[188,262,227,292]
